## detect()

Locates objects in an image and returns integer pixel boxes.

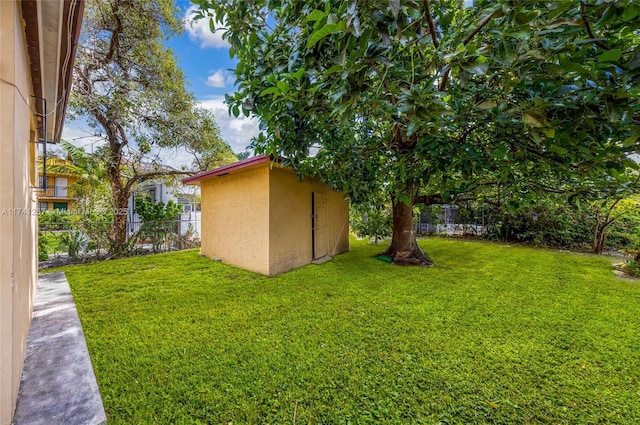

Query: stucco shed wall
[199,165,270,275]
[268,167,349,276]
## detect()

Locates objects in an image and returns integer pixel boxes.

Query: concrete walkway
[13,272,106,425]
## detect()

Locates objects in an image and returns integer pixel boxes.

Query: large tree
[194,0,639,265]
[72,0,234,254]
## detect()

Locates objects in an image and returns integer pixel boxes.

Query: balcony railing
[40,186,69,198]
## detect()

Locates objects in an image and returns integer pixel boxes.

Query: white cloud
[183,5,229,49]
[205,69,234,88]
[199,96,260,153]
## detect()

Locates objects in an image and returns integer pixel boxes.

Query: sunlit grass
[55,238,640,424]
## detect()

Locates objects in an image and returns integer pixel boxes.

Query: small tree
[134,196,182,252]
[72,0,235,255]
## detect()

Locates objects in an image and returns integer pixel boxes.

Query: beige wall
[268,167,314,274]
[325,185,351,257]
[38,174,79,210]
[0,3,39,424]
[268,167,349,275]
[200,165,271,275]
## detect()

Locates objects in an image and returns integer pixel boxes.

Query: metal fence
[416,204,492,236]
[39,217,201,263]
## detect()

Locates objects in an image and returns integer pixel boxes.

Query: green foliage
[38,232,63,260]
[349,198,392,243]
[194,0,639,262]
[71,0,235,254]
[134,197,182,252]
[622,258,640,278]
[57,239,640,423]
[236,150,251,160]
[38,209,81,229]
[49,141,113,213]
[134,197,182,223]
[60,231,88,260]
[484,203,594,249]
[171,107,238,171]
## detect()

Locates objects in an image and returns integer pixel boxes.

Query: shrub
[60,231,88,260]
[350,203,392,244]
[622,258,640,277]
[38,231,63,261]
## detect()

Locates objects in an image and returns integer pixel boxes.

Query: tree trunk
[382,197,433,266]
[110,187,131,256]
[592,211,609,255]
[592,222,607,254]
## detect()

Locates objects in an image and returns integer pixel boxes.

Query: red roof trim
[183,155,275,184]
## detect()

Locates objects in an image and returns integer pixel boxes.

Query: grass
[54,238,640,424]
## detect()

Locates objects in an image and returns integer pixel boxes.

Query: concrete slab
[13,272,106,425]
[311,255,333,265]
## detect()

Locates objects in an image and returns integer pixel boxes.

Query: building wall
[37,174,79,210]
[268,166,349,276]
[200,165,270,275]
[0,3,38,423]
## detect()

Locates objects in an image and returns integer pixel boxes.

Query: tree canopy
[194,0,639,265]
[71,0,235,254]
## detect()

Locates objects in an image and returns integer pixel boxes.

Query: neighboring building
[0,1,83,423]
[128,167,202,238]
[37,158,79,211]
[183,155,350,276]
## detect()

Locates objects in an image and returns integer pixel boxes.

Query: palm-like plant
[43,140,112,215]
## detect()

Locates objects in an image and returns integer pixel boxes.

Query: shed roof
[183,155,276,185]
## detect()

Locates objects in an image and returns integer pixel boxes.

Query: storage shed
[183,155,350,276]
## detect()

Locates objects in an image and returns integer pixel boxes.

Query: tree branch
[422,0,440,48]
[579,1,610,51]
[439,10,498,91]
[462,11,496,46]
[105,13,123,62]
[413,193,445,206]
[125,170,194,193]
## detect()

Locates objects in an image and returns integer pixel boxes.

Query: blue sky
[62,0,259,168]
[170,0,260,155]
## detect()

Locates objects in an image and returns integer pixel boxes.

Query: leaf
[259,86,280,96]
[477,101,497,110]
[622,5,640,22]
[462,56,489,75]
[306,10,326,22]
[597,49,622,63]
[623,135,639,147]
[325,64,344,74]
[291,68,305,82]
[306,22,344,49]
[549,144,568,155]
[407,120,419,138]
[558,85,580,95]
[389,0,400,20]
[489,402,499,409]
[523,113,545,128]
[276,81,290,93]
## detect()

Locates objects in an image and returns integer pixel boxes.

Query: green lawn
[55,238,640,424]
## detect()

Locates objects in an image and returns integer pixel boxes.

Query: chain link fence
[39,217,201,267]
